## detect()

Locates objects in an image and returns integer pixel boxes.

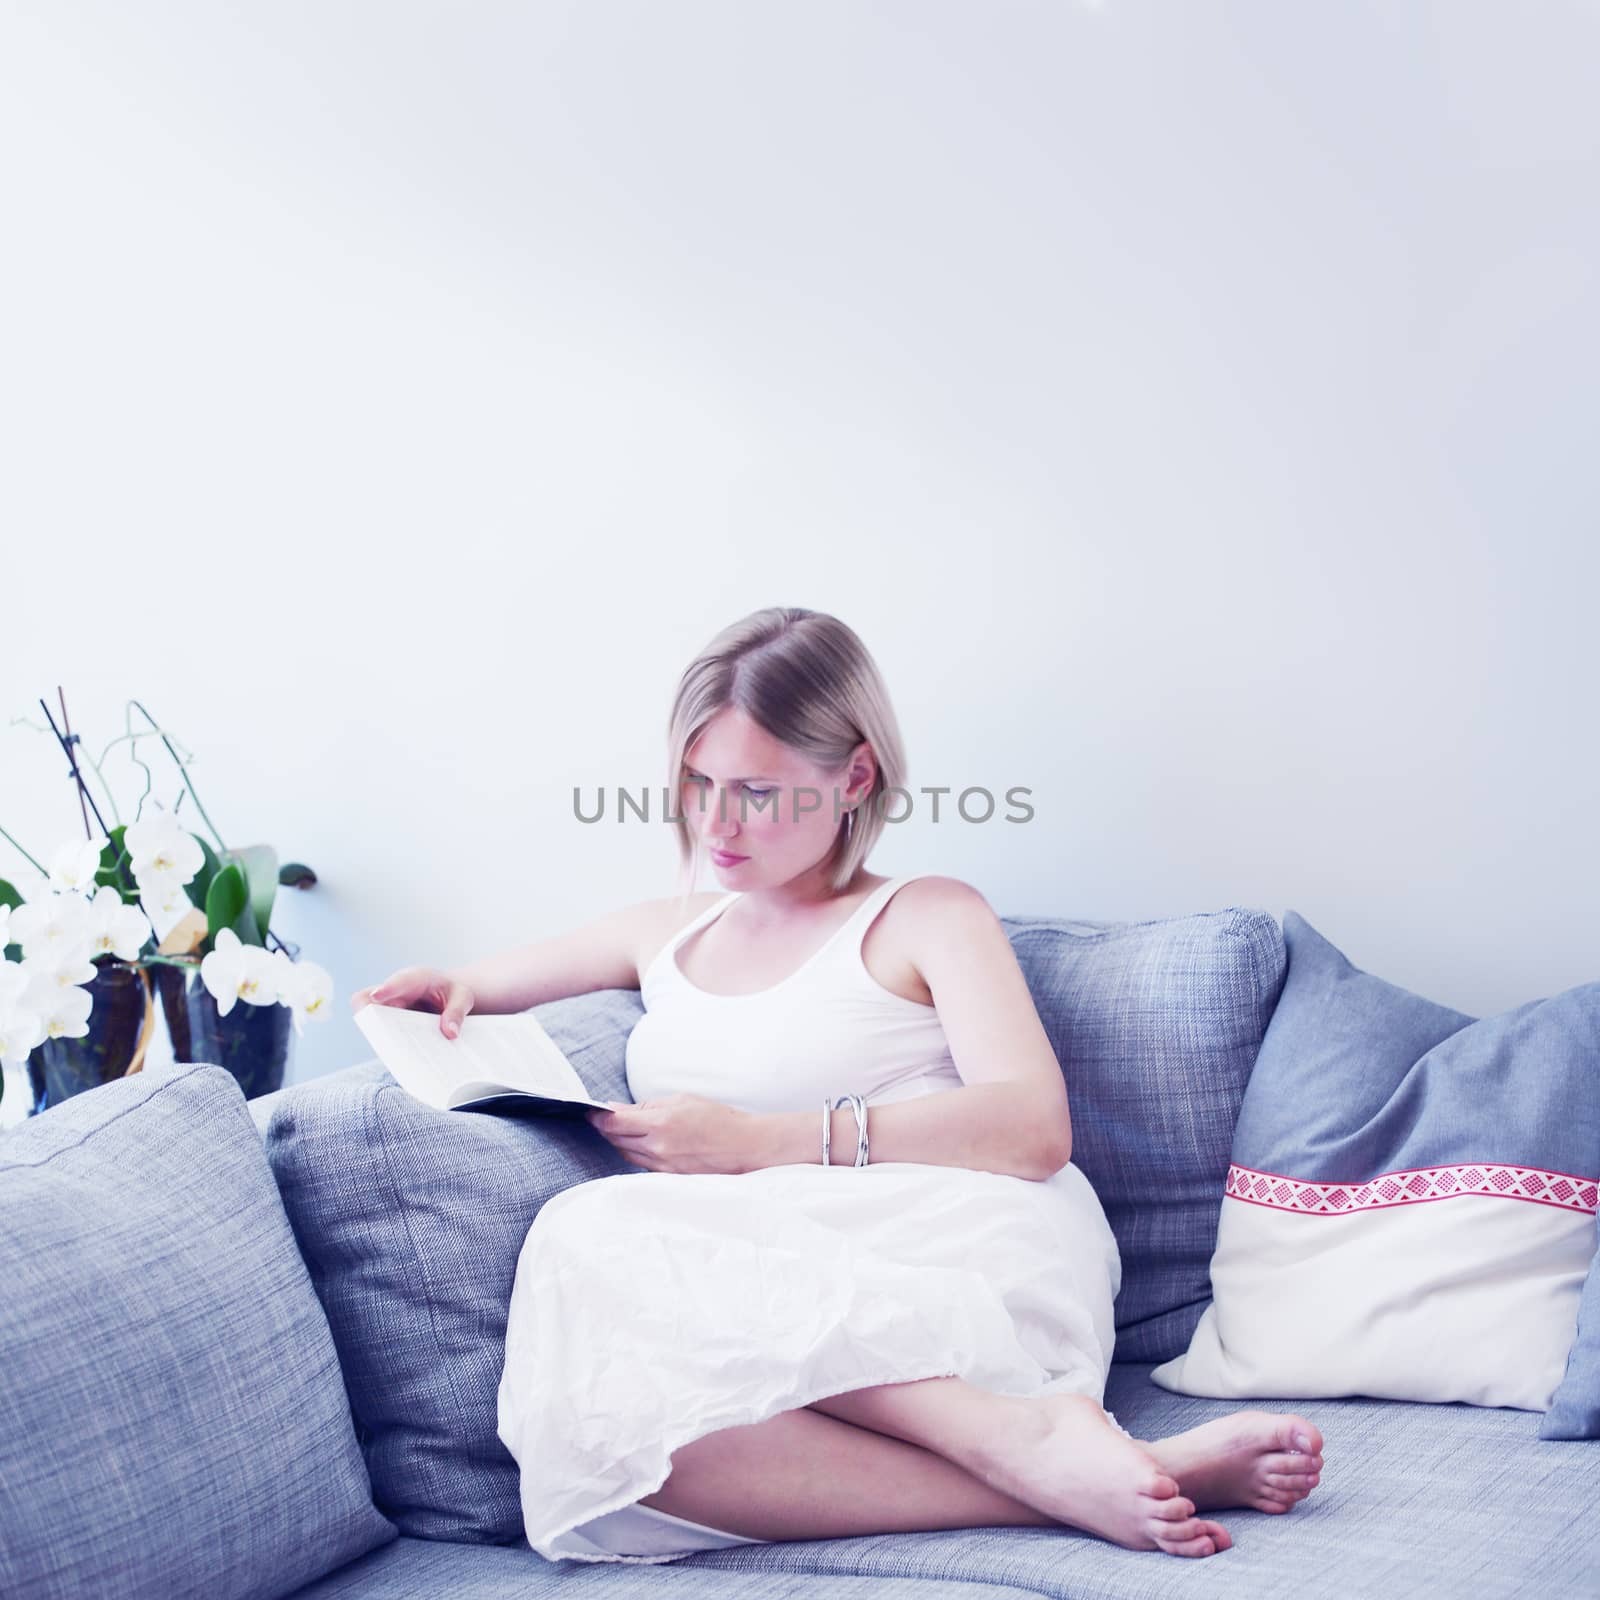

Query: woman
[355,607,1325,1565]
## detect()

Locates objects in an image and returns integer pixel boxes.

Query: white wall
[3,0,1596,1104]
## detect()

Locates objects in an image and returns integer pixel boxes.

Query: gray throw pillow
[259,989,642,1544]
[0,1063,396,1600]
[1000,907,1286,1361]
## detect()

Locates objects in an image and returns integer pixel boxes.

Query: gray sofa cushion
[259,991,645,1544]
[289,1541,1053,1598]
[1000,908,1285,1361]
[0,1062,396,1600]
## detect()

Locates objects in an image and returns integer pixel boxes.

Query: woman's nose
[700,790,739,838]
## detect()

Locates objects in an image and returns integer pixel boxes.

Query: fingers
[362,968,424,1010]
[586,1104,647,1134]
[351,969,475,1040]
[439,984,474,1040]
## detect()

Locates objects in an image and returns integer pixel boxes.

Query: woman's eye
[685,774,772,798]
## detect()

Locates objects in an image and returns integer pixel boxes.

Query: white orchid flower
[269,947,296,994]
[276,956,332,1035]
[141,875,195,943]
[35,981,94,1041]
[8,890,94,963]
[0,1003,44,1067]
[84,884,153,962]
[47,837,106,896]
[199,927,280,1015]
[0,958,48,1067]
[23,947,99,1007]
[125,805,204,888]
[0,959,33,1013]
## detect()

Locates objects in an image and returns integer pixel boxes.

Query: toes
[1149,1497,1197,1521]
[1265,1471,1319,1489]
[1156,1517,1231,1557]
[1138,1470,1183,1501]
[1286,1417,1324,1457]
[1154,1519,1216,1557]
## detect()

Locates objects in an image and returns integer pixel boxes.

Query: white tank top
[625,874,964,1116]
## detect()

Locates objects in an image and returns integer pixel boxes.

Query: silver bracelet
[833,1093,869,1166]
[820,1096,832,1166]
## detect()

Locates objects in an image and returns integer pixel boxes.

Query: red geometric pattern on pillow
[1227,1162,1600,1216]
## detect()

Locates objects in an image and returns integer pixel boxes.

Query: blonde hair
[666,608,907,904]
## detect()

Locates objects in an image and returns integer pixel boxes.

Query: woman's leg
[638,1403,1058,1539]
[809,1378,1324,1519]
[640,1377,1232,1557]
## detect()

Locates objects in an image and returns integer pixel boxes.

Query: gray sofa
[2,906,1592,1600]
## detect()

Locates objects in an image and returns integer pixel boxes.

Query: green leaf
[204,862,260,948]
[187,835,221,921]
[278,861,317,890]
[228,845,279,943]
[97,824,130,880]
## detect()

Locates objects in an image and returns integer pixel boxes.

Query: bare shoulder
[624,891,727,985]
[887,876,1010,978]
[891,875,997,924]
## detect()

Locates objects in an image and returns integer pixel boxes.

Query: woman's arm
[753,1081,1066,1180]
[442,898,665,1013]
[750,878,1074,1181]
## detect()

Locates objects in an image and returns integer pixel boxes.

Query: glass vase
[30,961,157,1114]
[152,962,294,1100]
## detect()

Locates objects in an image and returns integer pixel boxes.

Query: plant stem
[39,696,113,842]
[60,689,92,839]
[39,695,147,911]
[124,700,228,855]
[0,822,45,875]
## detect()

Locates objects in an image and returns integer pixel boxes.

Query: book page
[353,1004,611,1112]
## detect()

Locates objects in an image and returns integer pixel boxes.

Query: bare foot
[1142,1411,1325,1514]
[970,1394,1234,1558]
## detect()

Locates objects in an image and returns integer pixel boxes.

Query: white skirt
[496,1157,1127,1565]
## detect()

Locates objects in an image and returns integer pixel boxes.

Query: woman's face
[682,706,873,886]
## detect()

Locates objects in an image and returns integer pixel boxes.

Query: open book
[353,1003,614,1120]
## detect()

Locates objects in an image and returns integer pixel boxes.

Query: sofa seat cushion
[258,990,645,1544]
[287,1535,1051,1598]
[0,1062,396,1600]
[660,1363,1597,1596]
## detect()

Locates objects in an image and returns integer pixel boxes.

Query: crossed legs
[638,1375,1324,1559]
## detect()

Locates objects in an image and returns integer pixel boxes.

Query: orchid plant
[0,693,332,1106]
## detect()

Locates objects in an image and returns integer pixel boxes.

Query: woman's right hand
[350,967,476,1039]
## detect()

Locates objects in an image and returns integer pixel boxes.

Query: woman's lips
[710,848,747,865]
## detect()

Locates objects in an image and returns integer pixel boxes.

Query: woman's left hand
[584,1094,759,1174]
